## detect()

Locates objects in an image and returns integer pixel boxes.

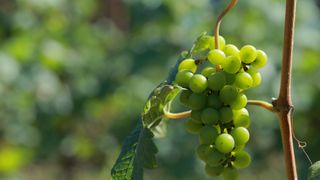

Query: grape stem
[163,110,191,119]
[247,100,274,112]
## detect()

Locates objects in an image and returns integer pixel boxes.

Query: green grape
[230,93,247,110]
[188,93,207,110]
[223,56,241,74]
[247,67,262,87]
[223,167,238,180]
[232,151,251,169]
[196,144,213,161]
[234,144,245,152]
[179,90,192,106]
[208,72,227,91]
[189,74,208,93]
[220,107,233,124]
[199,126,219,145]
[223,44,240,57]
[215,133,235,153]
[234,72,253,89]
[185,119,202,134]
[207,94,223,109]
[230,127,250,145]
[240,45,257,64]
[178,59,197,73]
[208,49,226,65]
[206,150,226,167]
[191,110,202,123]
[180,50,189,58]
[205,164,224,177]
[201,108,220,125]
[220,85,238,104]
[175,70,193,88]
[233,108,250,128]
[223,71,236,85]
[194,35,211,53]
[251,50,267,68]
[201,67,216,77]
[209,36,226,50]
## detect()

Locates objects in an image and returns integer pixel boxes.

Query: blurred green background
[0,0,319,179]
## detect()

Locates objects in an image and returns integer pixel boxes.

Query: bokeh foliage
[0,0,319,179]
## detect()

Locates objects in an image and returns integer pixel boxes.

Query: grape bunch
[174,35,267,179]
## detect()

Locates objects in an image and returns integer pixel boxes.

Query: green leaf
[111,122,158,180]
[308,161,320,180]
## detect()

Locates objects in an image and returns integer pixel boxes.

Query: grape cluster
[175,35,267,179]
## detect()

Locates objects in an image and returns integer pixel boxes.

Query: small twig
[247,100,274,112]
[163,110,191,119]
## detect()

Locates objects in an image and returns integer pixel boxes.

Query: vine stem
[247,100,274,112]
[273,0,298,179]
[163,110,191,119]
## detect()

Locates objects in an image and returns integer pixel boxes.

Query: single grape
[196,144,213,161]
[232,151,251,169]
[223,71,236,85]
[205,164,224,177]
[191,110,202,123]
[234,144,245,152]
[230,93,247,110]
[247,67,262,87]
[233,108,250,128]
[201,108,220,125]
[178,59,197,73]
[175,70,193,88]
[207,94,223,109]
[189,74,208,93]
[201,67,216,77]
[208,49,226,65]
[240,45,257,64]
[220,85,238,104]
[193,35,211,53]
[223,56,241,74]
[234,72,253,89]
[215,133,235,153]
[220,107,233,124]
[185,119,203,134]
[206,150,226,167]
[179,90,192,106]
[209,36,226,50]
[222,167,238,180]
[230,127,250,145]
[199,126,219,145]
[223,44,240,57]
[188,93,207,110]
[208,72,227,91]
[251,50,267,68]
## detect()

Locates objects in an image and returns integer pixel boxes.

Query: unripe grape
[205,164,224,176]
[223,167,238,180]
[232,151,251,169]
[197,144,213,161]
[230,127,250,145]
[206,150,226,167]
[223,71,236,85]
[191,110,202,123]
[199,126,219,145]
[233,108,250,128]
[185,119,202,134]
[251,50,267,68]
[234,144,245,152]
[201,108,220,125]
[230,93,247,110]
[201,67,216,77]
[175,70,193,88]
[240,45,257,64]
[179,59,197,73]
[188,93,207,110]
[209,36,226,50]
[234,72,253,89]
[207,94,223,109]
[223,56,241,74]
[189,74,208,93]
[208,49,226,65]
[220,85,238,104]
[179,90,192,106]
[194,35,210,53]
[247,68,262,87]
[220,107,233,124]
[223,44,240,57]
[208,72,227,91]
[215,133,235,153]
